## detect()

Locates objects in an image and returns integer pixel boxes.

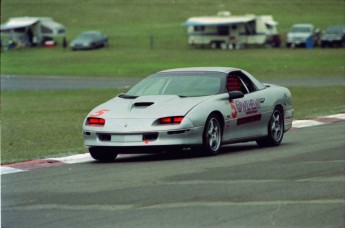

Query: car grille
[98,133,158,142]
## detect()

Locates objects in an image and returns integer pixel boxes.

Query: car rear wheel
[89,147,118,162]
[257,107,284,147]
[202,114,222,155]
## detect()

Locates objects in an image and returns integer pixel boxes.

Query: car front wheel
[89,147,118,162]
[257,107,284,147]
[202,114,222,155]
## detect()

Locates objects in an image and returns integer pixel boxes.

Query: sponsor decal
[225,115,231,128]
[235,98,261,115]
[225,120,231,128]
[237,114,262,125]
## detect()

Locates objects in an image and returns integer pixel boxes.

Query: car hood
[88,95,212,119]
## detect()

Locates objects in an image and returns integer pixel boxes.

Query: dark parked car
[70,31,108,50]
[321,25,345,47]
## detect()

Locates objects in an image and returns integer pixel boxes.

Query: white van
[286,23,320,48]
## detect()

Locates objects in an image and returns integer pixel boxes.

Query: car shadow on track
[92,143,261,164]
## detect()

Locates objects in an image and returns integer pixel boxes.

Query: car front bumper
[83,126,204,149]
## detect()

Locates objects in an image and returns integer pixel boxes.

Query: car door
[222,73,268,141]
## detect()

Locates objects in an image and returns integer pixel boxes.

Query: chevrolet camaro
[83,67,293,161]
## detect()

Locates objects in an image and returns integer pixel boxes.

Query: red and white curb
[0,154,133,175]
[291,113,345,129]
[2,113,345,175]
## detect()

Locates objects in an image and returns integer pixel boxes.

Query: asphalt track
[1,74,345,90]
[2,121,345,227]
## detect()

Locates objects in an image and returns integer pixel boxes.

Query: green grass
[290,86,345,120]
[2,0,344,38]
[1,0,345,77]
[1,87,344,164]
[1,48,344,78]
[1,89,124,164]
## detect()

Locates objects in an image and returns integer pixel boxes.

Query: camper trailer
[183,11,280,49]
[0,17,66,47]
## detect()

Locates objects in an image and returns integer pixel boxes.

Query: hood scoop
[133,102,154,107]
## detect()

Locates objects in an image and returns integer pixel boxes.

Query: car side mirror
[228,91,244,100]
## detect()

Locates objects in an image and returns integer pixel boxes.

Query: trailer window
[194,26,205,32]
[218,26,229,35]
[245,21,256,35]
[41,26,53,34]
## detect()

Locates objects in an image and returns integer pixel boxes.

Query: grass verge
[1,48,344,78]
[1,89,124,164]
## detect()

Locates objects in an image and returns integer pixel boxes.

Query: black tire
[341,39,345,48]
[89,147,118,162]
[257,107,284,147]
[202,114,222,155]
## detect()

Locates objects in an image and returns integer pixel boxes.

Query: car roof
[159,67,241,74]
[157,67,265,90]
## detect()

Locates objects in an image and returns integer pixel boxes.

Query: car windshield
[291,27,312,33]
[124,72,224,97]
[78,33,98,40]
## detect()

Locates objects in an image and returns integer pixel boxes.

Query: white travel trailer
[183,11,280,49]
[0,17,66,47]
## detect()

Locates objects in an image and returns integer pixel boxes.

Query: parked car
[286,24,320,48]
[83,67,294,161]
[70,31,108,50]
[321,25,345,47]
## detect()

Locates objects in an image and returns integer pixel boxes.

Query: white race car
[83,67,293,161]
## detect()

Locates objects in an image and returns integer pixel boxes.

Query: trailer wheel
[220,42,228,49]
[210,42,218,49]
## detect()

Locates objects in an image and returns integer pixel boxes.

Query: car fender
[185,93,231,128]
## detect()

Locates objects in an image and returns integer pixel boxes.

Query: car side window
[239,75,256,93]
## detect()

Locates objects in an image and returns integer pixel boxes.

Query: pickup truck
[286,23,320,48]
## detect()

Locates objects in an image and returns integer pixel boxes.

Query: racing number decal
[225,101,237,128]
[230,101,237,118]
[89,109,109,117]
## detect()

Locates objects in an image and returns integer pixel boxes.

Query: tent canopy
[0,17,65,36]
[0,17,40,31]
